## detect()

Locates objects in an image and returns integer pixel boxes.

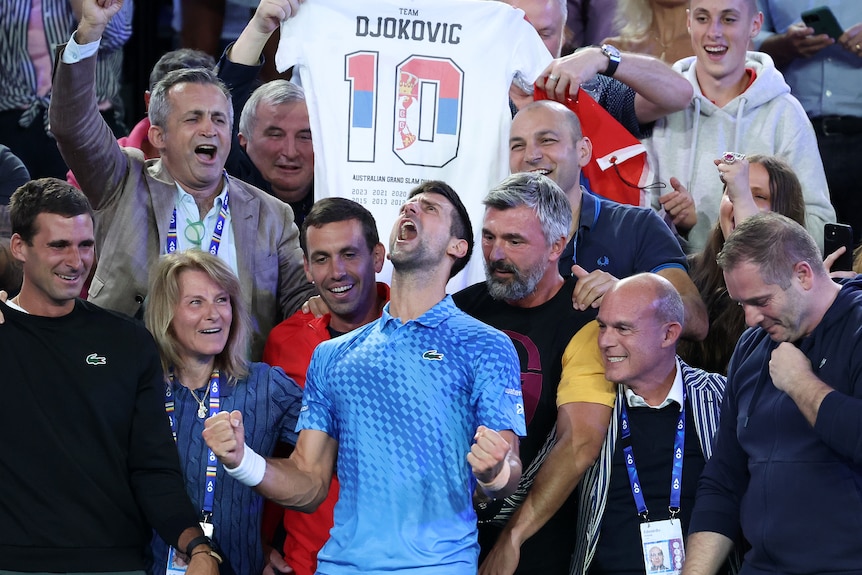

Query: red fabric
[707,68,757,105]
[261,282,391,575]
[533,87,645,206]
[744,68,757,91]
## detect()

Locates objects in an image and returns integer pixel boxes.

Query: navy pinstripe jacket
[571,358,726,575]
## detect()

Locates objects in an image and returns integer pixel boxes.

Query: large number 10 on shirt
[276,0,551,288]
[346,52,463,167]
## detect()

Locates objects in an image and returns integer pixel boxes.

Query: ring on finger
[548,74,559,82]
[723,151,745,164]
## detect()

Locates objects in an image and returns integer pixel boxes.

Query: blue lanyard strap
[166,189,230,256]
[165,369,221,519]
[619,390,686,522]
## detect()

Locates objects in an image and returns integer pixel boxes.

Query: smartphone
[824,223,854,272]
[802,6,844,40]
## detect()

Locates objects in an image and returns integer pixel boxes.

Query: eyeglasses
[184,219,206,247]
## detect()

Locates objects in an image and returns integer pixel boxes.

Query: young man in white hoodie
[644,0,835,253]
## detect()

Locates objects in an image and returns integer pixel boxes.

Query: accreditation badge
[640,518,684,574]
[165,521,215,574]
[166,546,189,574]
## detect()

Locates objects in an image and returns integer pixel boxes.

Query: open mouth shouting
[195,144,218,162]
[397,219,418,242]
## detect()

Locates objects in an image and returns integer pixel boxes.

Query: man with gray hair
[683,213,862,574]
[454,172,614,575]
[49,0,312,360]
[66,47,216,188]
[219,0,315,224]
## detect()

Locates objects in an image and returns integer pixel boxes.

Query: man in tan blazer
[49,0,313,359]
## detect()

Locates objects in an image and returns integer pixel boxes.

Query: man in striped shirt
[569,273,727,575]
[0,0,133,179]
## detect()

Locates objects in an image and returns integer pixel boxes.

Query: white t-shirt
[278,0,551,289]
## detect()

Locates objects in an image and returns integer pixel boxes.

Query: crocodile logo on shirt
[422,350,444,361]
[86,353,107,366]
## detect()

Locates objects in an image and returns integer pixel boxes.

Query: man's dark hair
[408,180,474,279]
[300,198,380,256]
[148,49,216,92]
[9,178,95,243]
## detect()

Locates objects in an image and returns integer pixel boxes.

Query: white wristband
[223,443,265,487]
[477,458,512,494]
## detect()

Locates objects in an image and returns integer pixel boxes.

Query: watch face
[602,44,621,59]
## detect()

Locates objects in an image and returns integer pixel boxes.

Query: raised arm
[218,0,303,139]
[69,0,133,51]
[203,411,338,511]
[49,0,131,209]
[228,0,303,66]
[536,47,693,124]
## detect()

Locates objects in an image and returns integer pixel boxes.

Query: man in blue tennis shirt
[205,181,525,574]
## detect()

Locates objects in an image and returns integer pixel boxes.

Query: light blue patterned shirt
[300,296,525,575]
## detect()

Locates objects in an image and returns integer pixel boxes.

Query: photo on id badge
[166,546,189,575]
[167,522,213,574]
[641,519,684,573]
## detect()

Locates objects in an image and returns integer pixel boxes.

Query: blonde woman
[145,250,302,575]
[602,0,692,63]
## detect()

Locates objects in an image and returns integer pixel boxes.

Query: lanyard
[166,189,230,256]
[620,390,686,522]
[165,369,221,520]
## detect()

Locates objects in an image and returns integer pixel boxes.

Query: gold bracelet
[191,547,224,565]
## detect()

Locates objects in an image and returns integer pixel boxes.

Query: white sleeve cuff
[61,32,101,64]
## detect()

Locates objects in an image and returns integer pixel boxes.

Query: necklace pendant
[198,404,208,419]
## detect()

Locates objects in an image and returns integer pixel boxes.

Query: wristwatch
[186,535,224,564]
[600,44,621,77]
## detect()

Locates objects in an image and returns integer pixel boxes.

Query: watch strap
[601,44,621,77]
[186,534,217,558]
